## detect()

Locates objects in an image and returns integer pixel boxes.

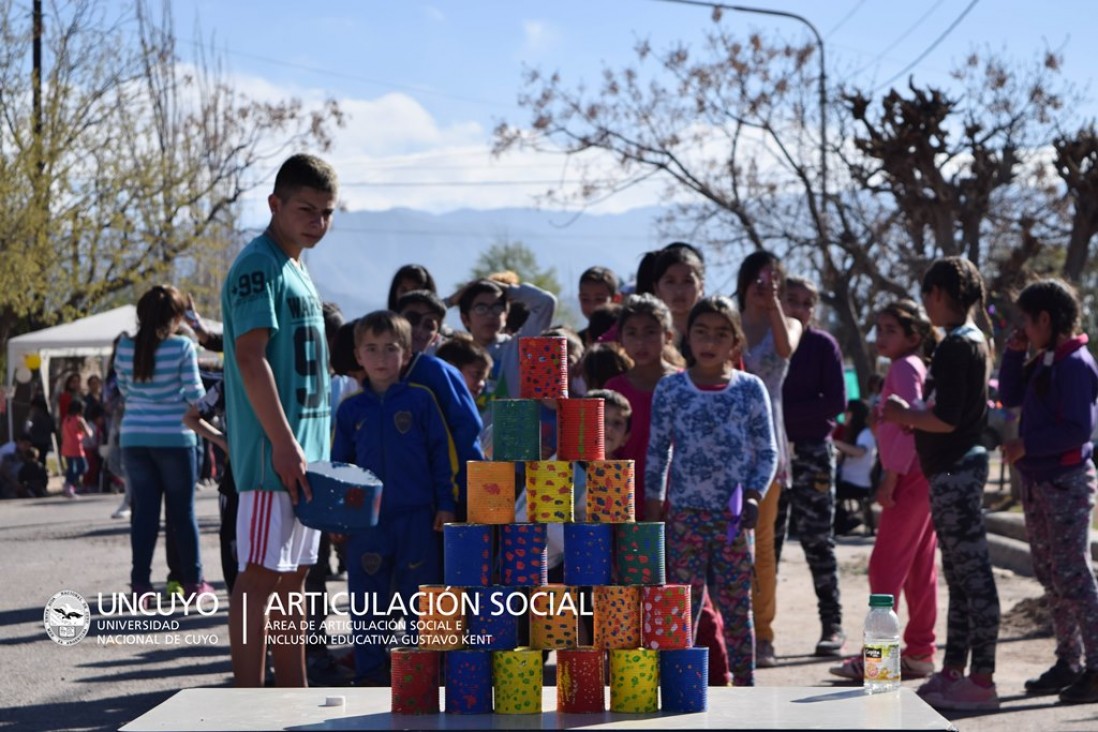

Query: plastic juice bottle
[863,593,901,693]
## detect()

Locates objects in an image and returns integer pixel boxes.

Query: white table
[121,686,956,730]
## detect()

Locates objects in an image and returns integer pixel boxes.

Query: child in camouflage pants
[883,257,1000,712]
[1000,278,1098,705]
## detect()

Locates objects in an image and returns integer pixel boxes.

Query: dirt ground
[4,485,1098,731]
[759,534,1097,732]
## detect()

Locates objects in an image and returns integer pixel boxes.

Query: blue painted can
[563,523,613,585]
[660,647,709,712]
[445,649,494,714]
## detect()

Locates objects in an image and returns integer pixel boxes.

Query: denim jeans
[65,456,87,486]
[124,446,201,587]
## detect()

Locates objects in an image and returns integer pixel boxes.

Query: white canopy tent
[7,305,139,398]
[6,304,221,400]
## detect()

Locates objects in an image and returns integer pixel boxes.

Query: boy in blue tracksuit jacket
[405,352,484,520]
[332,311,457,685]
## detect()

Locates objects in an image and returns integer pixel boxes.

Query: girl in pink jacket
[832,299,939,681]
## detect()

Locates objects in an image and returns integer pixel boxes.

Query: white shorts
[236,490,320,573]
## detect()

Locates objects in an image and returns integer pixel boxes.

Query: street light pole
[653,0,828,246]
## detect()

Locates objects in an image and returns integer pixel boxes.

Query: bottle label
[863,642,900,683]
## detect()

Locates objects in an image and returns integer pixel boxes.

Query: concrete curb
[869,505,1095,578]
[985,512,1034,577]
[987,532,1034,577]
[983,510,1098,577]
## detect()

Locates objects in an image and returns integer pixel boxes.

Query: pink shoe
[916,670,961,703]
[929,677,1000,711]
[828,656,864,681]
[132,584,156,612]
[185,581,216,601]
[901,655,935,680]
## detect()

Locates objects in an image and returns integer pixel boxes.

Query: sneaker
[1059,669,1098,704]
[930,677,1000,712]
[1026,659,1083,696]
[901,655,935,680]
[165,580,184,598]
[62,484,77,499]
[829,655,864,681]
[916,669,961,703]
[131,584,156,612]
[185,581,217,601]
[815,626,846,657]
[110,505,131,519]
[756,639,777,668]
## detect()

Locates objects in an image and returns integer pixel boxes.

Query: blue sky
[158,0,1096,220]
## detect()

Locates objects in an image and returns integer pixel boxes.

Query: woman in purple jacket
[1000,278,1098,705]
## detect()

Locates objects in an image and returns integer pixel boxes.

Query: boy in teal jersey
[222,153,337,688]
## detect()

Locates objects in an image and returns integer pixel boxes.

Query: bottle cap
[869,593,894,608]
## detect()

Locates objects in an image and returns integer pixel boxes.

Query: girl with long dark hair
[116,285,210,603]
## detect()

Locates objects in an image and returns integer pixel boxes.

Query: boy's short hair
[542,326,585,370]
[273,153,338,199]
[331,320,360,376]
[785,276,819,305]
[586,388,633,432]
[355,311,412,353]
[322,301,345,342]
[581,342,632,391]
[458,279,507,316]
[587,303,622,343]
[580,266,620,296]
[435,332,492,371]
[395,290,447,320]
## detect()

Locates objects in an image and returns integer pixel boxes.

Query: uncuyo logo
[44,590,91,646]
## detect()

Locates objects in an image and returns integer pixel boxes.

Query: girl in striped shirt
[116,285,210,603]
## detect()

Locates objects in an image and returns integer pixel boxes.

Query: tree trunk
[1061,205,1098,284]
[831,281,874,395]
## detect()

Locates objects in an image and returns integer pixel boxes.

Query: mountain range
[305,205,688,326]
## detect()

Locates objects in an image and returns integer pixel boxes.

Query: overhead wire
[873,0,981,91]
[849,0,946,77]
[825,0,867,38]
[338,178,626,188]
[174,36,511,110]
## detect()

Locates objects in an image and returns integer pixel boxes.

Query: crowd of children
[57,155,1092,710]
[314,247,1098,711]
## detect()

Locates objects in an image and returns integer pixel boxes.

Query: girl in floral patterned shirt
[647,296,778,686]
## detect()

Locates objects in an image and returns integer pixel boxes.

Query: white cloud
[520,19,560,57]
[211,65,672,222]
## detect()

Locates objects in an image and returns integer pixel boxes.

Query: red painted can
[390,648,440,714]
[557,647,606,713]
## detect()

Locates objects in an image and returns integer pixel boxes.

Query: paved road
[0,486,1093,731]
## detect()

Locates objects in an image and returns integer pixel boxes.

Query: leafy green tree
[470,240,563,297]
[468,239,578,328]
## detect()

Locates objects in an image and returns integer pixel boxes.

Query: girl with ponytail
[116,285,210,604]
[882,257,1000,711]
